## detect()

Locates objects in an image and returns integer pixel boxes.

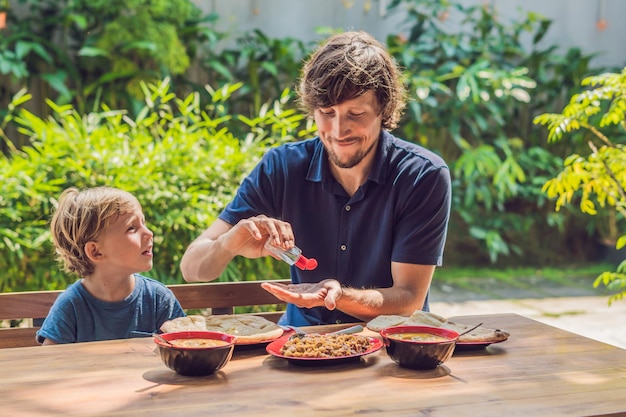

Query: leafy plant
[198,29,312,121]
[0,2,54,85]
[385,0,598,265]
[0,79,315,292]
[2,0,612,272]
[534,68,626,304]
[2,0,209,115]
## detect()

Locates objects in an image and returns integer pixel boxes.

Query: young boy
[37,187,185,345]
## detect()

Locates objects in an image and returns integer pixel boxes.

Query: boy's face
[314,90,383,170]
[92,202,154,275]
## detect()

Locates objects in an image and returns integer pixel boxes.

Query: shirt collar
[305,130,389,185]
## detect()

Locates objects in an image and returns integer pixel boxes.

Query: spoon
[281,325,306,334]
[153,333,176,347]
[457,322,484,337]
[281,325,308,340]
[329,324,364,335]
[283,324,364,340]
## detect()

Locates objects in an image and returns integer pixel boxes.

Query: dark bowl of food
[154,331,236,376]
[380,325,459,370]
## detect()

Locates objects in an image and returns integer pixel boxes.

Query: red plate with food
[266,333,383,366]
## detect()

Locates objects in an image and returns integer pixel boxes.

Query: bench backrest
[0,280,288,349]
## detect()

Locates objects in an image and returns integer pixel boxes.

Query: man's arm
[336,262,435,320]
[261,262,435,321]
[180,216,297,282]
[180,219,237,282]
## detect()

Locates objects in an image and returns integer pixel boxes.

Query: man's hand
[220,215,296,259]
[181,215,296,282]
[260,263,437,322]
[261,279,343,310]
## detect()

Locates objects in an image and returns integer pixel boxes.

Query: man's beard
[326,137,378,169]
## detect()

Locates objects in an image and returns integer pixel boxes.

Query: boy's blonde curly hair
[50,187,139,277]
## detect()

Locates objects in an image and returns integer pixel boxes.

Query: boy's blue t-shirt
[36,274,185,344]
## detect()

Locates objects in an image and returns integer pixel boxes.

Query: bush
[2,0,613,272]
[0,0,210,117]
[535,68,626,304]
[0,79,314,291]
[385,0,601,265]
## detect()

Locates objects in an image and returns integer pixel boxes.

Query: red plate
[266,335,383,366]
[455,337,509,352]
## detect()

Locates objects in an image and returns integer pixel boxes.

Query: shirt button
[340,245,347,251]
[345,205,351,211]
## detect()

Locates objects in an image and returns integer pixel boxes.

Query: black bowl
[154,331,236,376]
[380,325,459,370]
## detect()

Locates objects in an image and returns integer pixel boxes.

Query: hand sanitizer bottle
[264,237,318,270]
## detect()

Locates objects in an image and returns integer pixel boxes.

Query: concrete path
[431,296,626,349]
[429,275,626,349]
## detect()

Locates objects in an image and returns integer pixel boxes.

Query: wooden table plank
[1,314,625,417]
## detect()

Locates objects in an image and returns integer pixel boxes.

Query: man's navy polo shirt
[219,130,451,326]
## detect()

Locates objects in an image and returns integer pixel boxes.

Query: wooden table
[1,313,625,417]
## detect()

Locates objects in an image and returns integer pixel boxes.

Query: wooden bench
[0,279,289,349]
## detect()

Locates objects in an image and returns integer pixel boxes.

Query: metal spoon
[283,324,364,340]
[280,325,308,340]
[457,322,484,337]
[153,333,176,347]
[329,324,364,335]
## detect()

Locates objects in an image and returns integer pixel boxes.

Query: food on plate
[160,315,207,332]
[388,332,451,342]
[160,314,284,344]
[366,310,510,344]
[436,320,509,344]
[160,316,210,333]
[366,311,448,329]
[279,333,371,358]
[169,338,230,348]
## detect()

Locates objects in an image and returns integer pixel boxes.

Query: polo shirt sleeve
[392,165,452,266]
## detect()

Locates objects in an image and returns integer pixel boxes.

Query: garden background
[1,0,625,303]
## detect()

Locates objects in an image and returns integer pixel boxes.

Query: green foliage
[384,0,594,264]
[0,79,315,291]
[594,255,626,305]
[1,0,612,277]
[535,68,626,303]
[198,29,312,119]
[535,69,626,231]
[0,4,55,83]
[3,0,206,113]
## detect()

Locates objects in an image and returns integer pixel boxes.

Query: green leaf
[78,47,111,58]
[121,41,158,53]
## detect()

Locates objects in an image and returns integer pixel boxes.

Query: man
[180,31,451,327]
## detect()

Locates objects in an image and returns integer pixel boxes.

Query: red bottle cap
[295,255,318,271]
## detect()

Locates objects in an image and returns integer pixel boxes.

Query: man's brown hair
[297,31,407,130]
